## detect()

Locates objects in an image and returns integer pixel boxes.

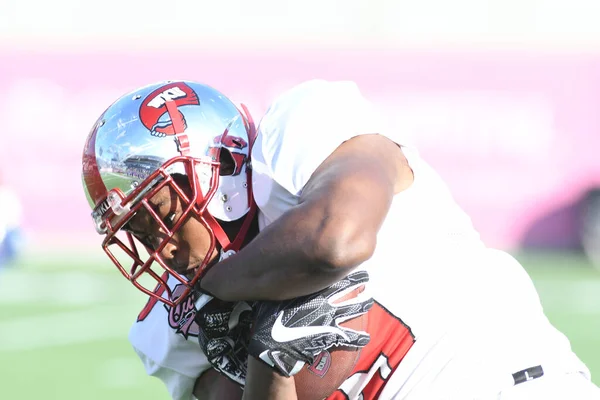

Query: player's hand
[247,270,373,377]
[194,295,253,386]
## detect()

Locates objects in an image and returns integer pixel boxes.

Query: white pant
[497,372,600,400]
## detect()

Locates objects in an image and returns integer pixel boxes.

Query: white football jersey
[129,80,590,400]
[129,273,210,400]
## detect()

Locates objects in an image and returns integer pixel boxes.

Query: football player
[81,80,599,399]
[0,173,23,269]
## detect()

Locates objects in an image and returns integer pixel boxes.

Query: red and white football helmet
[81,81,257,306]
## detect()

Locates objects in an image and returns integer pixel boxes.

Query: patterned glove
[195,294,253,386]
[248,270,374,377]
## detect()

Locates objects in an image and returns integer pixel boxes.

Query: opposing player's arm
[200,134,412,301]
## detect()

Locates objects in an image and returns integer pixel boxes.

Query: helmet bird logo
[139,82,200,137]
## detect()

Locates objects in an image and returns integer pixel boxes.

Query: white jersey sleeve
[131,346,198,400]
[128,275,212,400]
[253,80,391,197]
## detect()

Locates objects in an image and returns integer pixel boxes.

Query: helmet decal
[139,82,200,137]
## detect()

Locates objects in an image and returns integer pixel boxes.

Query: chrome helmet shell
[81,81,256,306]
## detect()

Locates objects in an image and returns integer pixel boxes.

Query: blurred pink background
[2,49,600,251]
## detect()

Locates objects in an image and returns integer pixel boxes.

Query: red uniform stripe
[328,302,415,400]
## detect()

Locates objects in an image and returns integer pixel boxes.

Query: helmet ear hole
[218,148,236,176]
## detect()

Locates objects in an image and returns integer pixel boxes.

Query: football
[293,285,368,400]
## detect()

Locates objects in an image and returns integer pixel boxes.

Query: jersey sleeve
[131,345,198,400]
[255,80,391,196]
[127,275,212,400]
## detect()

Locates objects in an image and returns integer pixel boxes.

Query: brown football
[293,285,368,400]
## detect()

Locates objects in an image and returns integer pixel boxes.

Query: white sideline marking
[0,306,137,352]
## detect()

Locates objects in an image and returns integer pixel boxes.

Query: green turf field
[0,251,598,399]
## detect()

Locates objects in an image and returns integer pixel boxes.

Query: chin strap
[201,202,256,254]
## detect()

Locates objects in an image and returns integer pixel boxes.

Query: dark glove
[195,294,253,386]
[247,270,374,377]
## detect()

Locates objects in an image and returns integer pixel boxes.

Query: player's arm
[193,368,243,400]
[242,357,298,400]
[200,133,411,301]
